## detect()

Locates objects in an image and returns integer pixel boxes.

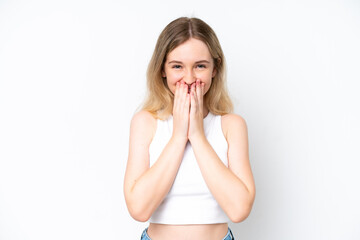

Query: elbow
[130,211,151,222]
[124,188,153,222]
[229,204,253,223]
[126,203,152,222]
[228,192,255,223]
[125,197,153,222]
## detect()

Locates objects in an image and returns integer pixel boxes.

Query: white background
[1,0,359,239]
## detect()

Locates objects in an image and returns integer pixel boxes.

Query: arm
[123,111,186,222]
[188,81,255,223]
[124,82,190,222]
[190,114,255,223]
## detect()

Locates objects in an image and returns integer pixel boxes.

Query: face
[162,38,216,95]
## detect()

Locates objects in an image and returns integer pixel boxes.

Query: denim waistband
[140,227,234,240]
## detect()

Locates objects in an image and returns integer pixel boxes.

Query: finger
[191,83,198,113]
[190,87,196,115]
[183,82,190,102]
[175,82,187,114]
[185,90,190,113]
[180,82,190,113]
[190,82,196,98]
[184,82,189,96]
[179,82,186,97]
[175,81,181,98]
[196,80,201,98]
[181,82,188,103]
[173,82,180,112]
[195,80,202,106]
[199,82,205,105]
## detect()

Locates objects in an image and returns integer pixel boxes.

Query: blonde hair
[142,17,233,119]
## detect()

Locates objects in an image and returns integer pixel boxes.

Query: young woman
[124,17,255,240]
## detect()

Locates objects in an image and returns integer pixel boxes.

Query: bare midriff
[147,223,229,240]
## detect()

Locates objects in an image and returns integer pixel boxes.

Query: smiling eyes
[172,64,207,69]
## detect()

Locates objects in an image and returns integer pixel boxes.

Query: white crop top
[148,112,230,224]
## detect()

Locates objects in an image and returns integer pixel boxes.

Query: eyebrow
[168,60,211,64]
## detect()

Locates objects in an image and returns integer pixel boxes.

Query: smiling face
[162,38,216,95]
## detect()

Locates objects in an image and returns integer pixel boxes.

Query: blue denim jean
[140,227,234,240]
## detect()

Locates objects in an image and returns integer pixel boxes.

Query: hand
[188,80,206,142]
[172,81,190,143]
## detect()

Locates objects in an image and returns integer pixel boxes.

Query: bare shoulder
[221,113,248,139]
[131,110,156,126]
[130,110,157,142]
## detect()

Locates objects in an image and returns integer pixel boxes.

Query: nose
[183,69,196,85]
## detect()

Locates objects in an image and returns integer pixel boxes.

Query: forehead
[166,38,212,62]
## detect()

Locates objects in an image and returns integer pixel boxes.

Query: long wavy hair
[142,17,233,119]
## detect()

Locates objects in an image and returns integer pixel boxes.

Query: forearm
[190,136,254,222]
[127,136,186,221]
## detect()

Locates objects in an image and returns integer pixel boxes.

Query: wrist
[188,132,207,145]
[170,134,188,146]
